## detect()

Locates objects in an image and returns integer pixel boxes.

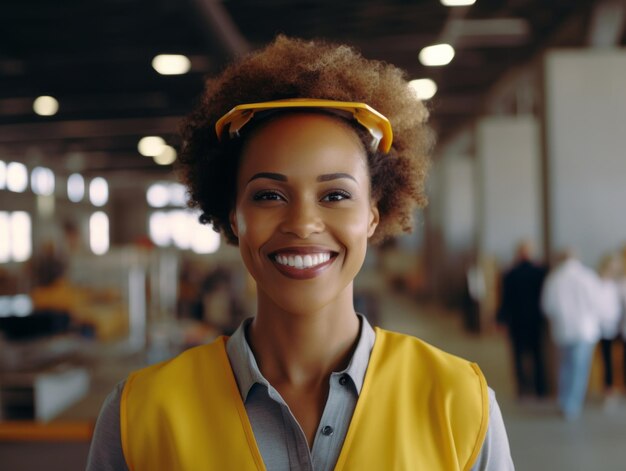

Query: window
[0,295,32,317]
[89,212,109,255]
[0,211,33,263]
[146,182,169,208]
[11,212,32,262]
[6,162,28,193]
[0,212,10,263]
[149,210,220,254]
[89,177,109,207]
[0,160,6,189]
[146,181,187,208]
[31,166,55,196]
[67,173,85,202]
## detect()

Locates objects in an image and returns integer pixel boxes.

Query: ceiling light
[419,43,455,67]
[152,54,191,75]
[409,79,438,100]
[440,0,476,6]
[138,136,166,157]
[153,145,177,165]
[33,96,59,116]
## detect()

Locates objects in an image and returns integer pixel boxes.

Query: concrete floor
[376,294,626,471]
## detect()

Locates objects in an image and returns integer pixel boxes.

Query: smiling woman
[87,36,514,471]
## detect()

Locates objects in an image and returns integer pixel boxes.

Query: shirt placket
[310,372,355,471]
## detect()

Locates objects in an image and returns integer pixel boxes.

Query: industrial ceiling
[0,0,622,177]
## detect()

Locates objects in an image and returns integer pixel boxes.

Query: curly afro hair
[177,35,433,245]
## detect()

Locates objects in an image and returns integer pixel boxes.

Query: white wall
[440,154,476,252]
[477,115,542,265]
[545,49,626,266]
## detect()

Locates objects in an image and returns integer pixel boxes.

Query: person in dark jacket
[497,240,548,399]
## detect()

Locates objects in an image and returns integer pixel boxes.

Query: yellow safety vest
[121,328,489,471]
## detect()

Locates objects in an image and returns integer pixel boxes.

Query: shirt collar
[226,313,376,401]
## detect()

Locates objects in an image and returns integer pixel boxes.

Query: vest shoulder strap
[121,337,265,471]
[335,328,489,471]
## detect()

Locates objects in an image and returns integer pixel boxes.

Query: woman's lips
[269,249,337,279]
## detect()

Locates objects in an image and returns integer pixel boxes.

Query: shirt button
[339,375,348,386]
[321,425,334,436]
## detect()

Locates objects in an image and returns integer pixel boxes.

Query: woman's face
[230,113,379,314]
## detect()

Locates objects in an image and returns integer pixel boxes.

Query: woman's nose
[279,200,325,238]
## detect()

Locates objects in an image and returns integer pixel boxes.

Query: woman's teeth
[275,253,331,269]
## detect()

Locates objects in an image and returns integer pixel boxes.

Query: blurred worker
[596,253,623,407]
[497,240,548,399]
[541,249,602,420]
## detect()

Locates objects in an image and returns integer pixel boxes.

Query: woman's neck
[246,292,360,389]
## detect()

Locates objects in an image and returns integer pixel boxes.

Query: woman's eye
[253,191,284,201]
[322,190,351,202]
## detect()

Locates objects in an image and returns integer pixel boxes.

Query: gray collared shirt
[87,315,514,470]
[225,315,374,471]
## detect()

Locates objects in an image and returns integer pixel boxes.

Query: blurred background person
[497,240,548,400]
[595,253,623,408]
[541,249,602,420]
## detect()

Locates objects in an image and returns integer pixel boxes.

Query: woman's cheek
[335,209,372,236]
[237,209,278,248]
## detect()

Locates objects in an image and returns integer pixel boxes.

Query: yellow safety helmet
[215,98,393,153]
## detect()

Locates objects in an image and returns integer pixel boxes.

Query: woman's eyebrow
[316,173,356,182]
[247,172,356,183]
[247,172,287,183]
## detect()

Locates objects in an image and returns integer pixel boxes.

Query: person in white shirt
[541,249,602,419]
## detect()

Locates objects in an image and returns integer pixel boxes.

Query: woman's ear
[229,210,239,238]
[367,202,380,238]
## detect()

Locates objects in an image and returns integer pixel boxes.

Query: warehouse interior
[1,0,626,469]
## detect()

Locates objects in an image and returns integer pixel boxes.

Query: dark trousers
[510,329,547,397]
[600,337,626,389]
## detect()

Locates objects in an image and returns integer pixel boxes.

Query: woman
[87,36,513,470]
